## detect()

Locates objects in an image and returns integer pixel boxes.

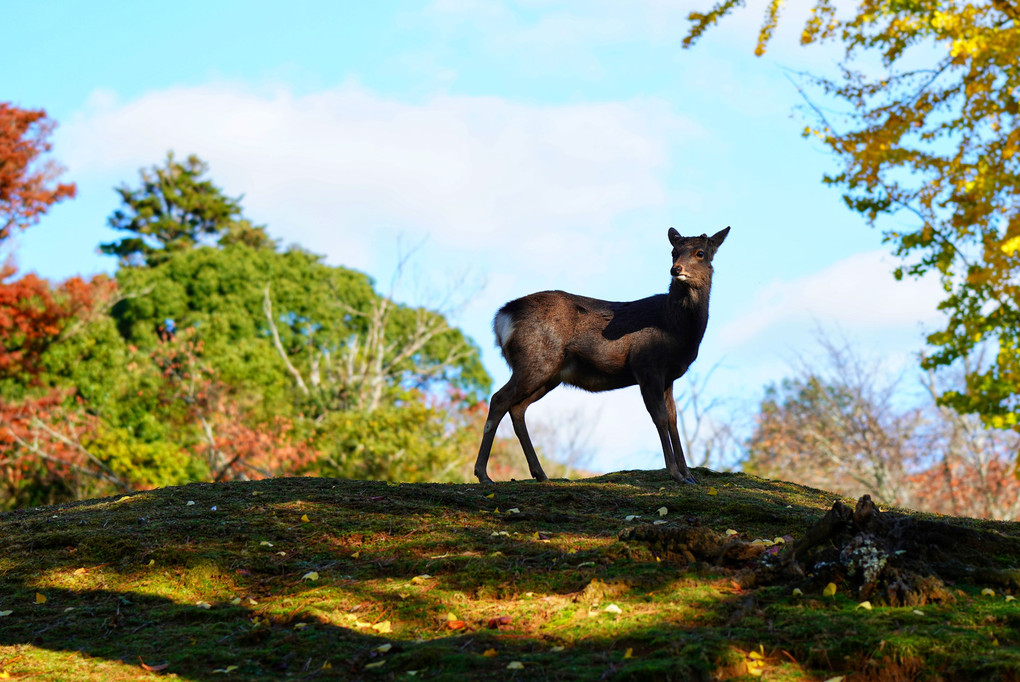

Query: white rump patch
[493,310,516,351]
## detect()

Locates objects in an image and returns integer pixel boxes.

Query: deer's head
[668,227,729,288]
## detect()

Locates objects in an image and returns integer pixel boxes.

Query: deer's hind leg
[508,378,560,482]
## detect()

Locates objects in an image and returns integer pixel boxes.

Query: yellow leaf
[507,661,524,670]
[294,623,308,630]
[822,582,837,597]
[376,643,392,653]
[603,603,622,614]
[657,506,668,517]
[857,601,873,610]
[446,612,459,621]
[482,648,498,657]
[73,567,87,576]
[912,610,925,616]
[322,661,332,669]
[35,593,46,604]
[982,588,996,597]
[550,646,565,652]
[485,493,495,499]
[0,671,9,678]
[301,571,319,581]
[230,597,242,605]
[196,601,212,609]
[725,529,738,536]
[212,665,238,673]
[708,487,718,496]
[624,647,634,659]
[301,514,310,523]
[773,537,785,544]
[260,541,273,547]
[792,588,803,596]
[748,650,764,660]
[506,508,520,514]
[372,620,392,634]
[351,551,360,558]
[1006,595,1016,602]
[147,559,155,566]
[364,661,385,670]
[0,610,12,617]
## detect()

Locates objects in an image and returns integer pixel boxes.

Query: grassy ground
[1,469,1018,681]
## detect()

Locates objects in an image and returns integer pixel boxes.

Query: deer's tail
[493,308,516,360]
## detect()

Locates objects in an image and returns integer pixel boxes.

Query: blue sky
[4,1,944,474]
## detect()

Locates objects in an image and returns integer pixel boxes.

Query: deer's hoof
[475,471,494,484]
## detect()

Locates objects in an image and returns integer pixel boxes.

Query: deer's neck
[666,278,711,338]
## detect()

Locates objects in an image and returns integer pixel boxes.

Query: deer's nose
[670,265,682,277]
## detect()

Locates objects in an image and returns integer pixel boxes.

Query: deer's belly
[559,357,635,392]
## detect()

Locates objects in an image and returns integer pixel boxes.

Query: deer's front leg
[639,380,693,484]
[664,383,697,484]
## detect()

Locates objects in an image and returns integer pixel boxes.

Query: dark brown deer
[474,226,729,485]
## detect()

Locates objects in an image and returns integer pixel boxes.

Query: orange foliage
[0,263,117,383]
[0,102,76,242]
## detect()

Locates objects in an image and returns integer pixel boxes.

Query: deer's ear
[668,227,682,244]
[709,227,730,250]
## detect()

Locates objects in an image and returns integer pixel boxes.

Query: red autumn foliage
[149,329,318,480]
[0,262,117,383]
[0,102,76,242]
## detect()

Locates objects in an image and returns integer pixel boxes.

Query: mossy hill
[2,469,1018,680]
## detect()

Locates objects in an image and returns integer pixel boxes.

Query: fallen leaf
[912,609,925,616]
[487,615,513,628]
[482,648,498,657]
[1006,595,1016,602]
[446,620,467,630]
[212,665,238,673]
[708,487,718,496]
[485,493,495,499]
[821,677,844,682]
[230,597,242,605]
[822,583,837,597]
[35,593,46,604]
[507,661,524,670]
[294,623,308,630]
[372,620,392,634]
[603,603,622,614]
[301,571,319,581]
[73,567,87,576]
[376,643,392,653]
[0,610,12,617]
[276,551,287,556]
[725,529,738,536]
[260,541,273,547]
[982,588,996,597]
[147,559,155,566]
[364,661,385,670]
[351,551,361,558]
[624,648,634,659]
[791,588,803,597]
[653,520,667,525]
[657,506,668,517]
[506,508,520,514]
[624,515,641,521]
[300,514,310,523]
[196,601,212,609]
[411,574,432,584]
[856,601,872,610]
[137,657,170,672]
[550,646,565,653]
[186,501,195,506]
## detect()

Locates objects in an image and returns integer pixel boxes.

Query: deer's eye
[695,250,706,258]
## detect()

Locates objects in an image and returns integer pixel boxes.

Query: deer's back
[497,290,696,390]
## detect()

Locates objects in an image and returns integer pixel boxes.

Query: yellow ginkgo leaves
[822,583,838,597]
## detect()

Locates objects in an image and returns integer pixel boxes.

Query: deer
[473,226,729,485]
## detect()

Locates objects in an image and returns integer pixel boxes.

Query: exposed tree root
[622,494,1020,605]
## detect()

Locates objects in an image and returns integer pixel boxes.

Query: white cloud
[60,82,692,280]
[716,249,945,351]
